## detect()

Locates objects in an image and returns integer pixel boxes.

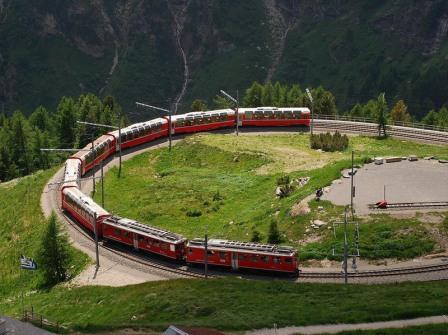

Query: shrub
[186,209,202,217]
[310,131,349,152]
[251,229,262,242]
[276,175,290,186]
[267,220,281,244]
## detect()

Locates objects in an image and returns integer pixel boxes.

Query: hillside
[1,0,448,117]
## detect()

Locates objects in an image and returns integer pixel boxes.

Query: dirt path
[245,315,448,335]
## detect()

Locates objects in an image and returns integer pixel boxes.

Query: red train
[59,107,310,275]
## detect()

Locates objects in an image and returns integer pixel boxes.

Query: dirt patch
[418,213,445,224]
[290,199,311,217]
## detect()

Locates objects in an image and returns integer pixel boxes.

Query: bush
[251,229,262,242]
[310,131,349,152]
[186,209,202,217]
[276,175,290,186]
[267,220,281,244]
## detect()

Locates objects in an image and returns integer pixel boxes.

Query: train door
[231,252,239,270]
[133,233,139,250]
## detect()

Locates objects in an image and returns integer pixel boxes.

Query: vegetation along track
[46,119,448,282]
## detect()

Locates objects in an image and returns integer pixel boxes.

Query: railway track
[368,201,448,210]
[300,262,448,279]
[45,119,448,282]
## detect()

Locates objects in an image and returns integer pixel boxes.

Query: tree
[262,81,274,106]
[213,95,233,109]
[29,106,51,132]
[56,97,77,148]
[318,91,337,115]
[267,220,281,244]
[273,82,287,107]
[38,212,71,286]
[243,81,263,107]
[376,93,388,137]
[422,109,439,126]
[251,229,262,242]
[10,111,30,175]
[390,100,411,124]
[191,99,208,111]
[287,85,302,106]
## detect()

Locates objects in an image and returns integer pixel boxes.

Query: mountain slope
[1,0,448,118]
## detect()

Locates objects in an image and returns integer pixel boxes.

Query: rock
[275,187,283,196]
[305,228,311,233]
[318,206,324,212]
[313,220,327,227]
[408,155,418,161]
[290,200,311,217]
[424,156,435,160]
[374,157,384,165]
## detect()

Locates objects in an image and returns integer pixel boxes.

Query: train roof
[239,107,310,112]
[103,216,186,244]
[187,238,296,256]
[171,109,234,121]
[71,134,115,159]
[120,117,167,134]
[63,159,81,187]
[63,187,110,218]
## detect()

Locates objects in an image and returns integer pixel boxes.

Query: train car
[102,216,186,260]
[71,134,116,175]
[61,158,82,191]
[61,187,110,235]
[186,238,298,274]
[168,109,235,134]
[239,107,310,127]
[110,118,169,150]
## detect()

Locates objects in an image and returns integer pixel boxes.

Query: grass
[95,133,448,260]
[318,324,448,335]
[0,168,89,298]
[1,278,448,332]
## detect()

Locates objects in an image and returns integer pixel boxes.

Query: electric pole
[136,102,172,151]
[220,90,239,136]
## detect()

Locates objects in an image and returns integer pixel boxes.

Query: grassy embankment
[95,133,448,260]
[1,278,448,332]
[0,168,89,298]
[320,323,448,335]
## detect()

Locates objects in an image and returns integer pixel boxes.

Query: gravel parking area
[322,159,448,215]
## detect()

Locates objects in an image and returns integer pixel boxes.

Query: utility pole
[343,208,348,284]
[136,102,172,151]
[91,134,96,194]
[350,150,355,218]
[220,90,239,136]
[204,234,208,279]
[306,88,314,136]
[101,160,104,208]
[118,116,122,177]
[384,184,386,201]
[93,212,99,269]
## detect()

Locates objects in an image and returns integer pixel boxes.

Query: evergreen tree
[29,106,51,132]
[319,91,337,115]
[267,220,281,244]
[56,97,77,148]
[213,95,232,109]
[422,109,439,126]
[262,81,274,106]
[243,81,263,107]
[287,85,302,106]
[272,82,285,107]
[390,100,411,124]
[191,99,208,111]
[376,93,388,137]
[251,229,262,243]
[38,212,71,286]
[10,111,29,175]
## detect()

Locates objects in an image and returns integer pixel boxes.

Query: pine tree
[191,99,208,111]
[319,91,337,115]
[56,97,77,148]
[390,100,411,124]
[213,95,232,109]
[38,212,71,286]
[251,229,262,242]
[10,111,30,175]
[287,85,302,106]
[376,93,388,137]
[262,81,274,106]
[267,220,281,244]
[243,82,263,107]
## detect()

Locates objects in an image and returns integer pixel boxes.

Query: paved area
[245,315,448,335]
[322,159,448,215]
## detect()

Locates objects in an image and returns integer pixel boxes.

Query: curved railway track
[44,118,448,283]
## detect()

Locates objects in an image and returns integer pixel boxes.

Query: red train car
[102,216,186,260]
[111,117,168,150]
[168,109,235,134]
[61,187,110,235]
[61,158,82,191]
[186,238,298,274]
[239,107,310,127]
[71,134,116,175]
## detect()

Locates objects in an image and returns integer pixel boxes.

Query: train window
[273,257,281,264]
[203,115,211,123]
[251,255,257,262]
[219,252,226,260]
[177,118,185,126]
[207,250,214,256]
[245,111,253,119]
[114,228,121,236]
[194,116,203,124]
[285,258,292,263]
[186,117,194,126]
[254,111,263,120]
[188,248,193,254]
[238,254,246,261]
[293,110,301,119]
[284,111,293,119]
[170,244,175,252]
[161,243,168,250]
[263,111,273,119]
[211,114,218,122]
[124,232,130,238]
[138,236,144,242]
[261,255,269,263]
[274,110,283,119]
